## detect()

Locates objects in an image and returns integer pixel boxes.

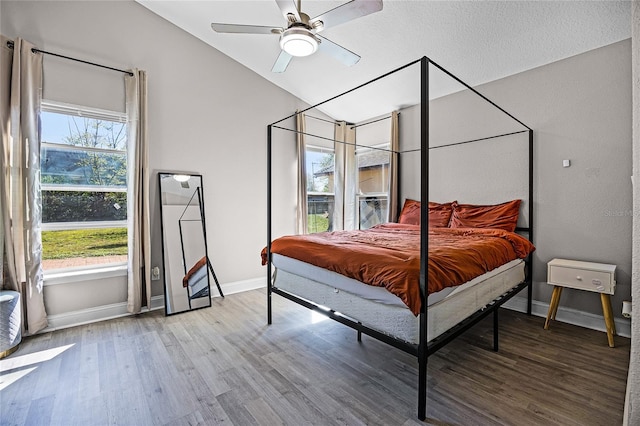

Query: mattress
[272,254,525,344]
[187,266,209,299]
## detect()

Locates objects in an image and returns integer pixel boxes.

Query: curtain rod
[305,114,335,124]
[350,114,398,129]
[6,40,134,76]
[304,112,399,129]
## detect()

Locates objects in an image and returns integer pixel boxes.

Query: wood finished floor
[0,289,630,426]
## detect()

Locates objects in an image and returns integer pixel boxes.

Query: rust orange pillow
[398,199,454,227]
[450,199,521,232]
[428,201,455,227]
[398,199,421,225]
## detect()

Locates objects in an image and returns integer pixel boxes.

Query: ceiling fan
[211,0,383,73]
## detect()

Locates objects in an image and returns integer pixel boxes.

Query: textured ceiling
[136,0,631,122]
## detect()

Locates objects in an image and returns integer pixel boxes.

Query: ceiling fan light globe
[172,174,191,182]
[279,28,318,57]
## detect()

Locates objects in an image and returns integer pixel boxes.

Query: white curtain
[296,111,308,235]
[388,111,400,222]
[333,121,356,230]
[125,70,151,313]
[0,38,11,292]
[0,38,47,334]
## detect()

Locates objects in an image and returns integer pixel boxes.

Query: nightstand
[544,258,617,347]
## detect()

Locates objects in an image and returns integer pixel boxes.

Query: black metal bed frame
[266,56,533,421]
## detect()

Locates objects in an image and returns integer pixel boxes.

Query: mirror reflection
[159,173,222,315]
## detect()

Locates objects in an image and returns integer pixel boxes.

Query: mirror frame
[158,172,212,316]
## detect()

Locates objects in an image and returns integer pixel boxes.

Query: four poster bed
[265,57,534,420]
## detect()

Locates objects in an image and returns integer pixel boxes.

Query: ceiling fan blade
[317,35,360,67]
[211,23,283,35]
[275,0,300,22]
[271,50,293,73]
[311,0,383,32]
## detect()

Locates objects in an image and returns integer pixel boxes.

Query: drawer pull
[576,276,582,281]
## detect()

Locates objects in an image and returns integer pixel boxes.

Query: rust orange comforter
[261,223,535,315]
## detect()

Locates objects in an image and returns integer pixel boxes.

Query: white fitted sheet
[272,255,525,344]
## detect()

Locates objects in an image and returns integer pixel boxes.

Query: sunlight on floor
[0,344,75,391]
[0,367,38,392]
[311,310,330,324]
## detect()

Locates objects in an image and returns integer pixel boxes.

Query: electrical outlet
[151,266,160,281]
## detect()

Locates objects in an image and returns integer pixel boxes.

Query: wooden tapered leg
[544,286,563,330]
[606,295,617,335]
[551,287,562,320]
[544,290,556,330]
[600,293,616,348]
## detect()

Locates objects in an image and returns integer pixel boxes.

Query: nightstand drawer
[547,259,616,295]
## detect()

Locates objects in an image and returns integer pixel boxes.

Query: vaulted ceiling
[136,1,631,122]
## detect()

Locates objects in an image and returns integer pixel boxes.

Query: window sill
[44,263,127,286]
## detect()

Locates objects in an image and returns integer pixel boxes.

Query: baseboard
[149,295,165,311]
[40,277,267,333]
[502,296,631,338]
[44,301,131,333]
[217,277,266,296]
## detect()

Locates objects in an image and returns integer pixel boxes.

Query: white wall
[0,0,303,321]
[399,40,632,324]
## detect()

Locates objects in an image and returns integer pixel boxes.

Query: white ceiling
[136,0,631,123]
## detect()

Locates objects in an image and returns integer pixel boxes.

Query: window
[306,145,334,233]
[40,101,128,271]
[356,144,390,229]
[304,143,391,232]
[299,116,396,233]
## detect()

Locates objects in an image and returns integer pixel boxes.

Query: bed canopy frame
[266,56,533,420]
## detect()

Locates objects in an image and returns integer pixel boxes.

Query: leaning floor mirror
[158,173,224,315]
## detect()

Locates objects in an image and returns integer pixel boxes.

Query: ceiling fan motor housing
[279,24,320,57]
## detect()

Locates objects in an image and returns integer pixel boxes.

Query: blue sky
[40,111,126,149]
[41,111,73,144]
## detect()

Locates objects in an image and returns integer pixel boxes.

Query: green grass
[308,214,329,233]
[42,227,128,260]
